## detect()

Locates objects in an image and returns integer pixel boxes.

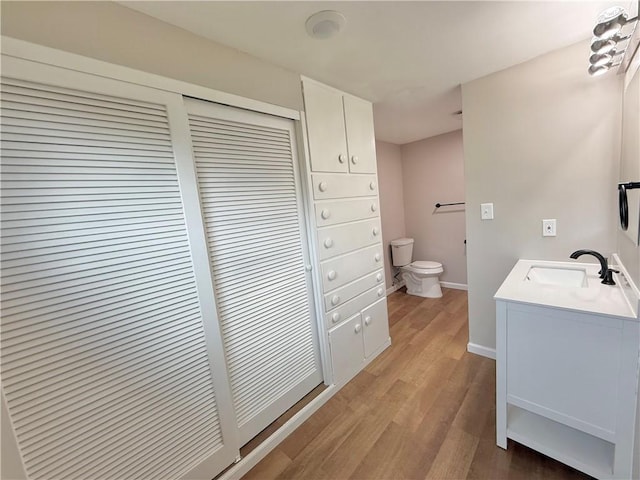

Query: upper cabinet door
[302,81,349,173]
[343,95,377,174]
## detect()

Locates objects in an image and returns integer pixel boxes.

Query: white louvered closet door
[185,98,322,445]
[0,58,239,479]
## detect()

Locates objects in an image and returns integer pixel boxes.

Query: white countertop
[494,259,638,320]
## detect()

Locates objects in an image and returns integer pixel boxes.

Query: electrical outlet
[542,219,556,237]
[481,203,494,220]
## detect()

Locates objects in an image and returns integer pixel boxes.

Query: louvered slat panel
[1,77,226,479]
[188,101,319,444]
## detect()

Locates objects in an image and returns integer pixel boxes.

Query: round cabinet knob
[338,154,347,163]
[369,181,377,190]
[318,181,328,192]
[306,265,312,272]
[372,227,379,236]
[354,324,362,334]
[324,238,334,248]
[321,209,331,220]
[364,316,372,326]
[375,253,381,262]
[332,312,341,324]
[377,288,384,297]
[351,155,359,164]
[327,270,337,281]
[371,203,377,212]
[376,273,383,282]
[331,295,340,306]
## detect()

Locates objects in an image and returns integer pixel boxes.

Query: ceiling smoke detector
[305,11,346,39]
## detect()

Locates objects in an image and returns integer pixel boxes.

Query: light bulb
[588,64,609,76]
[593,6,628,39]
[591,38,615,54]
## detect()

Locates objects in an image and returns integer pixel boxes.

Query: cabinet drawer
[325,284,386,328]
[323,269,385,312]
[317,219,382,260]
[320,244,383,292]
[314,198,379,227]
[311,173,378,200]
[328,313,364,386]
[362,298,390,358]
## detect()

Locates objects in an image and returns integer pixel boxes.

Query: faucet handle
[601,269,619,286]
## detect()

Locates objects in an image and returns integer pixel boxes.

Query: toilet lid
[411,261,442,269]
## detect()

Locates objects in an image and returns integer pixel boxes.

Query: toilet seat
[403,260,443,274]
[411,261,441,270]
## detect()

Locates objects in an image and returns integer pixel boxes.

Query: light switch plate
[481,203,494,220]
[542,219,556,236]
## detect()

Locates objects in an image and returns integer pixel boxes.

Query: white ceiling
[121,1,619,144]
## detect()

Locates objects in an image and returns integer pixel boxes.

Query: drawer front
[362,298,390,358]
[328,313,364,386]
[311,173,378,200]
[325,285,386,328]
[323,269,385,312]
[320,244,383,292]
[314,198,379,227]
[317,219,382,260]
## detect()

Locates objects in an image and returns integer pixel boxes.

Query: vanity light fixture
[588,6,638,76]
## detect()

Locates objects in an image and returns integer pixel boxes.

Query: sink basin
[524,266,588,288]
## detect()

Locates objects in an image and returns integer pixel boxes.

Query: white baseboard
[386,281,405,295]
[467,342,496,360]
[441,282,468,290]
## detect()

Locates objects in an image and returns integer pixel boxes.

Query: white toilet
[390,238,443,298]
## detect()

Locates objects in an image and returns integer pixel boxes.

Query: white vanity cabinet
[495,259,640,480]
[302,77,390,387]
[303,79,377,174]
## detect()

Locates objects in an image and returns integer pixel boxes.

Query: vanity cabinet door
[303,81,349,173]
[343,94,377,174]
[362,298,390,358]
[328,314,365,386]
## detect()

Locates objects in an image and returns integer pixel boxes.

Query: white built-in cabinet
[0,54,322,479]
[302,78,391,386]
[303,80,377,174]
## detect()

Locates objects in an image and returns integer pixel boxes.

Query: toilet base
[401,271,443,298]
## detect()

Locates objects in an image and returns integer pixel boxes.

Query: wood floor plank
[425,427,480,479]
[241,288,593,480]
[242,448,292,480]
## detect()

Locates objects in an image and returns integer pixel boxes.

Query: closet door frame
[1,39,332,390]
[1,54,241,479]
[2,29,334,403]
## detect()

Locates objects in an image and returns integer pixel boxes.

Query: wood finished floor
[242,288,593,480]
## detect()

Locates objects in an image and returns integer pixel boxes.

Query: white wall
[375,141,406,289]
[462,40,622,350]
[0,1,303,111]
[401,130,467,285]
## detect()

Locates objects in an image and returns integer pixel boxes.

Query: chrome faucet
[569,249,618,285]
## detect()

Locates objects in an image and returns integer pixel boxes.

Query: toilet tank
[390,238,414,266]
